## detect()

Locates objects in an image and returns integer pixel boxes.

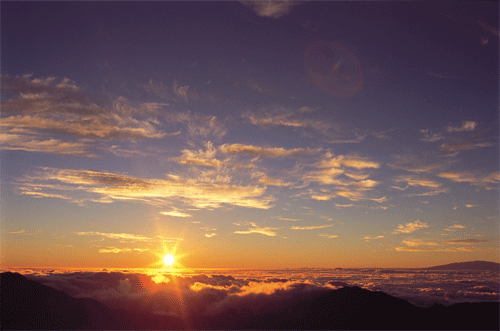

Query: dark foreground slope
[2,272,499,330]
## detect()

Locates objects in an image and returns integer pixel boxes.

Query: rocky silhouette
[2,272,499,330]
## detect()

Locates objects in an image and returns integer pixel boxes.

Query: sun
[164,254,175,266]
[149,239,188,270]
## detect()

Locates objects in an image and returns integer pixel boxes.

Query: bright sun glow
[164,254,175,266]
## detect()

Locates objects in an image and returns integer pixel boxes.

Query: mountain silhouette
[2,272,499,330]
[423,260,499,271]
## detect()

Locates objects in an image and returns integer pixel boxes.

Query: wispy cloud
[419,129,444,142]
[327,135,366,144]
[290,224,333,230]
[219,143,321,158]
[394,175,442,188]
[443,239,488,244]
[173,142,223,168]
[257,176,292,187]
[234,222,278,236]
[75,231,154,242]
[277,217,300,221]
[318,234,338,239]
[446,121,477,132]
[9,229,26,234]
[401,239,439,247]
[0,75,180,158]
[392,220,428,234]
[388,155,445,173]
[445,224,466,231]
[394,237,483,252]
[160,210,192,218]
[314,152,380,170]
[0,133,99,158]
[99,247,133,253]
[476,18,500,37]
[302,153,381,202]
[364,235,384,240]
[440,140,495,152]
[1,75,169,140]
[205,233,217,238]
[97,247,150,253]
[335,203,354,208]
[175,112,227,140]
[246,79,274,95]
[438,171,499,190]
[143,79,198,103]
[242,106,331,135]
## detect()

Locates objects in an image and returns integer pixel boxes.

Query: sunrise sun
[164,254,175,266]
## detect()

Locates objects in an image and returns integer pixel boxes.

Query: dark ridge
[1,272,140,330]
[422,260,500,271]
[2,272,499,330]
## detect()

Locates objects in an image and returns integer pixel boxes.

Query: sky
[1,1,499,269]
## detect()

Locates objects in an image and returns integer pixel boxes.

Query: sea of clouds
[6,267,499,317]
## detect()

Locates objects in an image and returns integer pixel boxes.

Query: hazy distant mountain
[2,272,499,330]
[423,261,499,271]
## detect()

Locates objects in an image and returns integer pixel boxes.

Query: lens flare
[304,40,363,98]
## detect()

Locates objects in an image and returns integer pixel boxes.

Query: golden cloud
[18,168,274,209]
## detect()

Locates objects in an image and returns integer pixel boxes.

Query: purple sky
[1,1,498,268]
